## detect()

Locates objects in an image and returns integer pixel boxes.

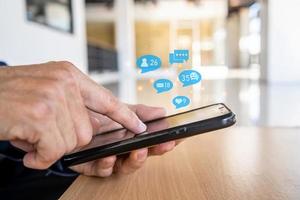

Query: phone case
[62,103,236,167]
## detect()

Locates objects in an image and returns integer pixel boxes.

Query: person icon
[189,72,199,81]
[141,58,148,68]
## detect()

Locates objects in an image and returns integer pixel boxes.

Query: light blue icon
[137,55,161,73]
[172,96,190,109]
[153,79,173,94]
[169,50,189,64]
[179,70,201,87]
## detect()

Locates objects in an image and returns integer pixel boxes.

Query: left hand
[70,104,181,177]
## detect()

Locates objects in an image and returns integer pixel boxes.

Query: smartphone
[62,103,236,167]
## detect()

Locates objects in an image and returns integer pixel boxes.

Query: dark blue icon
[137,55,161,73]
[179,70,201,87]
[169,50,189,64]
[153,79,173,94]
[172,96,190,109]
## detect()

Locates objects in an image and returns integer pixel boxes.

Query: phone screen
[72,104,230,153]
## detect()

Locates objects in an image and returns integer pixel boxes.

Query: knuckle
[53,61,76,84]
[58,68,74,82]
[58,61,75,71]
[8,124,40,144]
[100,157,116,168]
[42,80,65,102]
[105,94,120,115]
[40,80,58,96]
[30,99,53,120]
[27,131,40,144]
[9,125,27,140]
[77,131,92,147]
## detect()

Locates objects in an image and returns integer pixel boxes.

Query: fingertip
[98,156,117,169]
[136,121,147,133]
[134,148,148,162]
[96,167,114,177]
[166,141,176,150]
[161,141,176,152]
[150,141,176,156]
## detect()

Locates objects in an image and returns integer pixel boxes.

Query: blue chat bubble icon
[153,79,173,94]
[172,96,190,109]
[169,50,189,64]
[137,55,161,73]
[179,70,202,87]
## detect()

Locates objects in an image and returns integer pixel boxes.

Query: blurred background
[0,0,299,127]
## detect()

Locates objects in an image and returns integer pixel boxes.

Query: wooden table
[60,127,300,200]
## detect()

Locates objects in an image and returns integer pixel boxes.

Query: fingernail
[137,121,147,133]
[137,149,147,160]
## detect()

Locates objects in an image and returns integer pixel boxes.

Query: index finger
[77,72,146,134]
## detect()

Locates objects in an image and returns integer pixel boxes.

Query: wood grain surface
[60,127,300,200]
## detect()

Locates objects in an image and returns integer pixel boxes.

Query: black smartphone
[62,103,236,167]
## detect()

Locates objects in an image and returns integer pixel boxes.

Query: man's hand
[70,104,180,177]
[0,61,146,169]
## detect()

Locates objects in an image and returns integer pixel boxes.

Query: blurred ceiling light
[149,78,155,83]
[239,36,248,52]
[248,34,261,55]
[137,85,144,91]
[214,29,226,41]
[239,35,261,55]
[249,18,261,34]
[249,2,260,18]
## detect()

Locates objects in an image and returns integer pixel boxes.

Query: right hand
[0,61,146,169]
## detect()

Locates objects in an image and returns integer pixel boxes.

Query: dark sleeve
[0,61,8,67]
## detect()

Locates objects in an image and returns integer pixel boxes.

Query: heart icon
[175,98,183,104]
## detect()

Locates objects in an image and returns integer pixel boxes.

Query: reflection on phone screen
[73,104,229,153]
